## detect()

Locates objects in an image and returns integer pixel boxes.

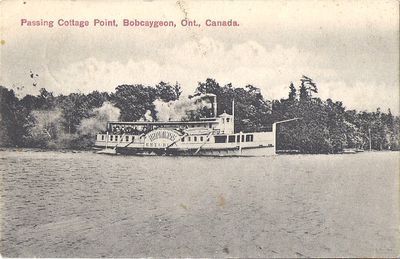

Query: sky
[1,0,399,113]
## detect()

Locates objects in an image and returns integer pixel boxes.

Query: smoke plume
[153,95,212,121]
[79,102,120,135]
[30,109,63,139]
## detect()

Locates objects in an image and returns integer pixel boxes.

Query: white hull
[95,130,275,157]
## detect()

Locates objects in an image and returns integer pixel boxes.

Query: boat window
[194,137,197,142]
[226,118,230,122]
[215,135,227,143]
[101,135,105,140]
[125,136,129,141]
[209,124,212,128]
[188,137,191,141]
[181,137,185,142]
[246,134,254,142]
[236,135,240,142]
[200,136,204,142]
[228,135,235,143]
[110,135,114,141]
[241,135,245,142]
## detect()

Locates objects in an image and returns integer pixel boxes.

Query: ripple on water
[0,150,399,257]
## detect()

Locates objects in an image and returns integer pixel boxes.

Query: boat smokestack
[232,99,235,131]
[199,93,217,118]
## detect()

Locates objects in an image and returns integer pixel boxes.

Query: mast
[232,99,235,133]
[232,99,235,117]
[368,128,372,151]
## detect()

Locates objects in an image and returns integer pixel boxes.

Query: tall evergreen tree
[288,82,296,101]
[299,75,317,100]
[299,83,308,101]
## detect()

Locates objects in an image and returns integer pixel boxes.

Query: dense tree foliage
[271,77,399,153]
[0,77,398,153]
[0,86,30,147]
[195,79,272,132]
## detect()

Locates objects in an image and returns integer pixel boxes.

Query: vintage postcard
[0,0,399,258]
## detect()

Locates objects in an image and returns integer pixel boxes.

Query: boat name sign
[144,129,181,146]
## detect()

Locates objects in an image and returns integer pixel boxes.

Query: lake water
[0,149,399,257]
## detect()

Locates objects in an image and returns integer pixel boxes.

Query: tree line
[0,76,398,153]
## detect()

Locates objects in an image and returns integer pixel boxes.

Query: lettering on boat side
[145,129,180,144]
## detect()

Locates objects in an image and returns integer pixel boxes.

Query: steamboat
[95,94,289,156]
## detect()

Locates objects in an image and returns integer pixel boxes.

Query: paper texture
[0,0,399,258]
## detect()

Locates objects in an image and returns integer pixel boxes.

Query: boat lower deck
[115,145,275,157]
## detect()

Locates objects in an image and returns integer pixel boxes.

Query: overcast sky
[1,0,398,113]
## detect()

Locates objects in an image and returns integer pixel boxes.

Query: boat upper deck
[107,119,219,126]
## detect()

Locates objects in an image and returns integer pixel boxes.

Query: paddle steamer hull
[95,130,275,157]
[114,145,275,157]
[95,95,278,157]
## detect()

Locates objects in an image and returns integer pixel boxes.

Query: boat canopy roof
[107,119,219,126]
